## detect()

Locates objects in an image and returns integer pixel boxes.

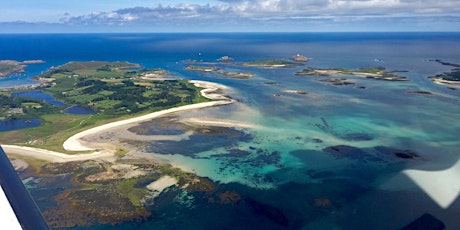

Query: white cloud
[4,0,460,32]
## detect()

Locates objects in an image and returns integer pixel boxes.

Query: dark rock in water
[408,90,434,95]
[323,145,383,162]
[245,198,289,227]
[356,86,367,89]
[432,59,460,68]
[342,133,374,141]
[213,148,251,158]
[317,77,355,86]
[323,145,367,159]
[394,152,419,159]
[401,213,445,230]
[306,170,334,179]
[312,138,323,143]
[374,146,420,159]
[252,151,281,165]
[217,191,241,204]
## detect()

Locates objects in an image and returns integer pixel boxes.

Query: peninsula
[0,60,45,77]
[2,60,238,228]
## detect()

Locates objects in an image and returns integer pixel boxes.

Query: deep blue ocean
[2,33,460,229]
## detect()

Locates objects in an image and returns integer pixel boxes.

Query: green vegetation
[295,67,408,81]
[0,60,45,77]
[438,70,460,81]
[218,71,254,79]
[0,61,211,151]
[37,61,201,115]
[241,59,301,68]
[0,94,60,120]
[115,177,151,207]
[0,61,25,77]
[185,65,220,72]
[332,67,383,74]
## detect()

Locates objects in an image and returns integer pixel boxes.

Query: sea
[1,33,460,229]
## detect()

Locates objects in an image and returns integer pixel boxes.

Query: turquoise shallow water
[2,33,460,229]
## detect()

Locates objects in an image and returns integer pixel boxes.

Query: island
[290,54,309,62]
[241,59,303,68]
[294,67,408,81]
[185,65,220,72]
[282,90,308,95]
[429,60,460,88]
[185,65,253,79]
[317,78,355,86]
[217,71,254,79]
[218,56,234,62]
[0,60,45,77]
[1,61,241,227]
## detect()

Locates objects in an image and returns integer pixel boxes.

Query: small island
[218,56,234,62]
[185,65,221,72]
[429,60,460,88]
[282,90,308,95]
[241,59,303,68]
[295,67,408,81]
[218,71,254,79]
[317,78,355,86]
[290,54,309,62]
[185,65,253,79]
[0,60,45,77]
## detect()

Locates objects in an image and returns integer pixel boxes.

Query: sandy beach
[4,80,236,163]
[146,175,178,197]
[3,144,115,163]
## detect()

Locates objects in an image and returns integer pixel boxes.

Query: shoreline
[4,80,236,163]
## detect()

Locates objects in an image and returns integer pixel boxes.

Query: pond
[0,118,41,132]
[12,91,95,115]
[12,91,66,107]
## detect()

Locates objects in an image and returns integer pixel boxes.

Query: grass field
[0,61,211,151]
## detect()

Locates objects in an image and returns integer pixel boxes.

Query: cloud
[5,0,458,32]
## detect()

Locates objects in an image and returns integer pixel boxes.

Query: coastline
[4,80,236,163]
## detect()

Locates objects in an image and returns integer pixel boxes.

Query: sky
[1,0,459,33]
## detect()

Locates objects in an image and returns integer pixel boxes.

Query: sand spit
[181,118,259,129]
[5,80,236,163]
[3,144,114,163]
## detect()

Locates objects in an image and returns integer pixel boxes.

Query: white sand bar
[4,80,235,163]
[3,145,114,163]
[63,80,234,152]
[146,176,177,196]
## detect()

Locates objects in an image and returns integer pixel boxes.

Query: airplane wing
[0,146,49,230]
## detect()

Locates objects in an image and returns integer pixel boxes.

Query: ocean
[2,33,460,229]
